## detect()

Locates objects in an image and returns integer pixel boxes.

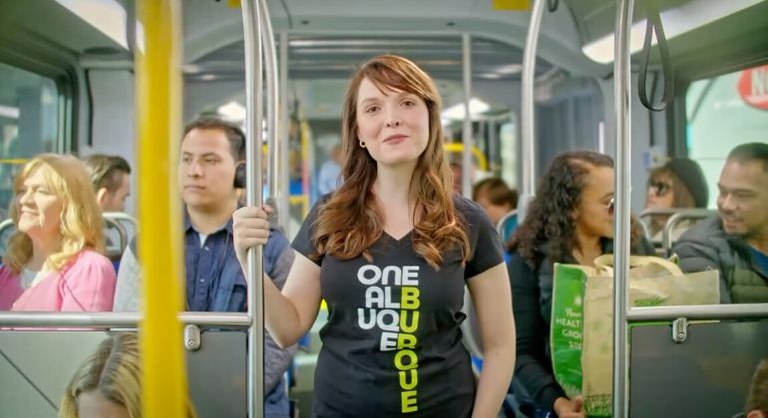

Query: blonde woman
[0,154,116,311]
[59,333,197,418]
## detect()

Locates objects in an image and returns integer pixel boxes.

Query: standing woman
[508,151,654,418]
[234,55,515,417]
[0,154,116,311]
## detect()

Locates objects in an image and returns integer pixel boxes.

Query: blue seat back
[497,210,519,243]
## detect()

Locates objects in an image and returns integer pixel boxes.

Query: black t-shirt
[292,195,504,418]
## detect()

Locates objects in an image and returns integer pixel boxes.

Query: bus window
[499,119,517,191]
[686,64,768,209]
[0,62,60,218]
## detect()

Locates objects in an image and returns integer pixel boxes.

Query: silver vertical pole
[461,33,472,199]
[613,0,634,416]
[278,32,290,232]
[519,0,547,222]
[260,0,279,223]
[241,0,265,416]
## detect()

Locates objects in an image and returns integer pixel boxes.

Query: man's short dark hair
[727,142,768,171]
[182,117,246,161]
[83,154,131,193]
[472,177,519,208]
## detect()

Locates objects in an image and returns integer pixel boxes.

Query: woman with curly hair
[233,55,515,417]
[0,154,116,311]
[507,151,654,418]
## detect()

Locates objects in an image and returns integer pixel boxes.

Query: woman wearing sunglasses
[506,151,654,418]
[645,158,709,241]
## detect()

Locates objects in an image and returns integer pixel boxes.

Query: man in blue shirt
[674,143,768,303]
[114,117,296,416]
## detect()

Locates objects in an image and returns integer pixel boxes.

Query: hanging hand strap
[547,0,559,12]
[638,0,675,111]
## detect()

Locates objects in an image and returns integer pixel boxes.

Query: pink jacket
[0,250,117,311]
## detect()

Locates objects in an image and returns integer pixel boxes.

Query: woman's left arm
[467,262,516,418]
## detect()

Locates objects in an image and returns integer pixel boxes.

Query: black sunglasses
[649,181,672,197]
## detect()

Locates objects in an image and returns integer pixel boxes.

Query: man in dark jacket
[673,143,768,303]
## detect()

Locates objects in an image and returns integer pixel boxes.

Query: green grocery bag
[551,255,720,417]
[550,263,591,399]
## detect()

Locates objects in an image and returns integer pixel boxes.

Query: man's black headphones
[232,126,247,189]
[234,162,246,189]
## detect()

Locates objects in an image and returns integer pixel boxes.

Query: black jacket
[673,216,768,303]
[507,237,655,411]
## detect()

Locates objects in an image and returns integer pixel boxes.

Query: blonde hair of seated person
[59,333,197,418]
[746,359,768,418]
[5,154,104,274]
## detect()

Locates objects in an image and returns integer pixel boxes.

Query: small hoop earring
[359,141,366,148]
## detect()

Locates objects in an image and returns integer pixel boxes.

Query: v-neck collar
[382,229,413,244]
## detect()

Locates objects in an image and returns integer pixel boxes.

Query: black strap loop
[638,0,675,112]
[547,0,559,13]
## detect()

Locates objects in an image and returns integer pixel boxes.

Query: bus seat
[461,288,520,417]
[631,320,768,417]
[0,216,136,265]
[0,330,250,418]
[497,210,519,244]
[639,208,715,257]
[0,218,15,258]
[460,287,483,375]
[660,209,716,257]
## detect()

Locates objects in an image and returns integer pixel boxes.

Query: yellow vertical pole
[493,0,530,10]
[136,1,187,417]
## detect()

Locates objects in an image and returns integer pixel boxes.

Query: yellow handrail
[136,1,188,417]
[443,143,488,171]
[0,158,30,165]
[288,195,309,218]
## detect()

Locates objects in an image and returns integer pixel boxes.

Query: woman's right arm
[233,206,322,348]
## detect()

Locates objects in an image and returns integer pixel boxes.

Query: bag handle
[593,254,684,276]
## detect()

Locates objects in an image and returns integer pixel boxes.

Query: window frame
[0,48,78,155]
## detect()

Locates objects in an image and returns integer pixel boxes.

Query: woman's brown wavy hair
[509,151,644,268]
[311,55,469,270]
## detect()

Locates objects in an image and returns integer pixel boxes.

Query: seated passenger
[82,154,133,262]
[507,151,654,418]
[472,177,519,226]
[317,144,342,196]
[59,333,197,418]
[113,117,296,417]
[450,158,476,194]
[82,154,132,213]
[644,158,708,241]
[0,154,116,311]
[673,143,768,303]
